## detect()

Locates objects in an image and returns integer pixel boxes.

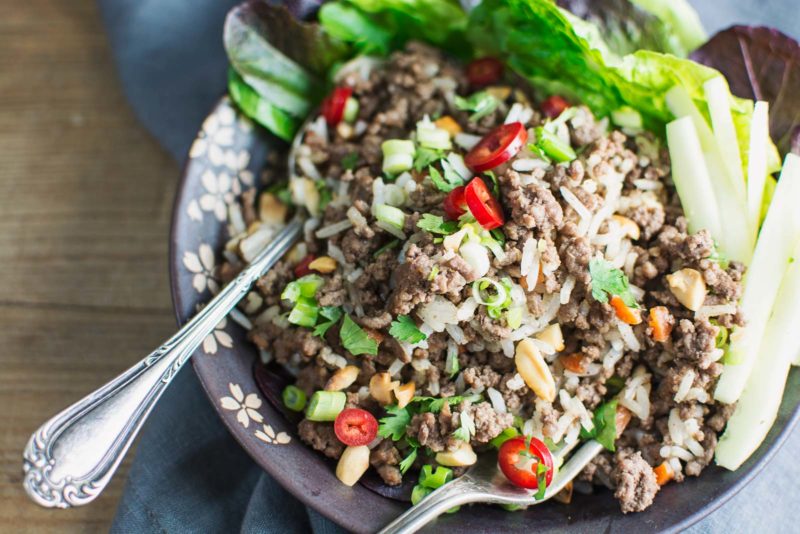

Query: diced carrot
[560,353,586,374]
[610,295,642,325]
[648,306,674,342]
[653,461,675,486]
[519,276,529,291]
[434,115,462,136]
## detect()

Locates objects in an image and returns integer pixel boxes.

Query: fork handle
[378,477,484,534]
[22,219,302,509]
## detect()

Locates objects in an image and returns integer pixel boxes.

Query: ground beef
[317,273,347,307]
[560,236,593,283]
[255,260,293,306]
[430,252,476,298]
[462,365,501,391]
[387,244,433,315]
[626,202,665,241]
[408,411,456,452]
[370,440,403,486]
[673,318,719,371]
[298,419,344,459]
[502,171,564,232]
[614,451,660,514]
[465,401,514,443]
[248,323,325,363]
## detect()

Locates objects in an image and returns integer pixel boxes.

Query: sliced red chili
[498,436,554,490]
[443,186,468,220]
[293,254,316,278]
[320,87,353,126]
[466,57,504,87]
[464,122,527,173]
[464,177,504,230]
[540,95,570,119]
[334,408,378,447]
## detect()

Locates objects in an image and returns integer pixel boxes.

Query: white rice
[633,178,663,191]
[315,219,353,239]
[411,358,431,372]
[531,338,556,355]
[454,132,481,150]
[445,323,467,345]
[327,242,348,266]
[520,237,540,290]
[674,369,696,402]
[501,339,515,357]
[388,358,405,377]
[297,157,322,181]
[560,276,576,304]
[560,186,592,224]
[506,373,526,391]
[696,303,738,318]
[346,268,363,283]
[487,387,507,413]
[418,296,459,332]
[456,297,479,321]
[346,206,368,228]
[375,220,407,240]
[628,284,645,301]
[229,308,253,330]
[512,158,550,172]
[617,321,641,351]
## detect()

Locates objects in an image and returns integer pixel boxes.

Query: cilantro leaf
[398,447,418,474]
[417,213,459,235]
[389,315,427,344]
[427,165,463,193]
[313,306,343,337]
[452,411,475,442]
[579,399,619,452]
[339,314,379,356]
[588,258,638,307]
[412,394,482,413]
[414,147,444,172]
[378,405,412,441]
[454,91,499,121]
[341,152,359,170]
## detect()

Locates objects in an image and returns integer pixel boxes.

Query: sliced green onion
[501,504,525,511]
[472,277,508,307]
[288,296,319,327]
[383,153,414,175]
[506,306,523,329]
[305,390,346,421]
[419,465,453,489]
[374,204,406,231]
[281,274,324,302]
[382,139,415,156]
[411,484,433,505]
[343,96,359,123]
[446,152,472,181]
[428,264,440,281]
[417,123,452,150]
[282,385,307,412]
[534,127,576,163]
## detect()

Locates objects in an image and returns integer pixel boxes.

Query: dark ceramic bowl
[169,97,800,533]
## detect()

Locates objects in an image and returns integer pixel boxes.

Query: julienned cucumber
[716,233,800,470]
[715,154,800,405]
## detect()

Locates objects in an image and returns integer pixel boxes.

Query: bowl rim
[168,96,800,533]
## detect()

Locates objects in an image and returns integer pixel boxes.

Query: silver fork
[378,439,604,534]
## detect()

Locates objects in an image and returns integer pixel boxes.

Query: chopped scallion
[417,122,452,150]
[419,465,453,489]
[281,275,324,303]
[533,127,576,163]
[343,96,359,123]
[305,390,346,422]
[282,385,307,412]
[374,204,406,231]
[287,296,319,327]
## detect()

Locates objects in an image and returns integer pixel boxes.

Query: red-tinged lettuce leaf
[691,26,800,156]
[556,0,698,57]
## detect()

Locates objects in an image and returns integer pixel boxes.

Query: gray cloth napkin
[98,0,799,532]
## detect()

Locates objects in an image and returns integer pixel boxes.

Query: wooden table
[0,1,180,531]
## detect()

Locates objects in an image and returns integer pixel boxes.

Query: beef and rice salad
[219,44,744,514]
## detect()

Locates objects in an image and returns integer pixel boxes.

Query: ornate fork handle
[22,219,302,509]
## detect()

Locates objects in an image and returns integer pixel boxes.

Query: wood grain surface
[0,1,180,531]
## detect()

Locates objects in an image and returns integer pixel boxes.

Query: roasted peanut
[394,382,416,409]
[369,373,399,405]
[309,256,337,274]
[336,445,371,486]
[259,192,288,225]
[324,365,360,392]
[435,441,477,467]
[612,214,641,240]
[666,268,707,311]
[515,338,556,402]
[535,324,565,352]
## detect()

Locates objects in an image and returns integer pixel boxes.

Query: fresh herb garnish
[339,314,379,356]
[414,147,444,172]
[315,180,333,211]
[483,170,500,197]
[588,258,638,308]
[428,264,440,281]
[417,213,459,235]
[389,315,427,344]
[427,164,463,193]
[412,394,482,413]
[341,152,359,170]
[398,446,418,474]
[534,462,550,500]
[579,399,619,452]
[378,404,412,441]
[454,91,500,121]
[452,411,475,442]
[313,306,343,337]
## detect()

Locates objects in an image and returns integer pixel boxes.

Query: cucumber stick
[746,102,770,242]
[715,236,800,469]
[715,154,800,404]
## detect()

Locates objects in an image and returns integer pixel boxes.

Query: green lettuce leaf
[557,0,705,57]
[629,0,707,53]
[227,69,300,141]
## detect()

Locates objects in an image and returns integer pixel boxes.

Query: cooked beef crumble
[222,43,742,514]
